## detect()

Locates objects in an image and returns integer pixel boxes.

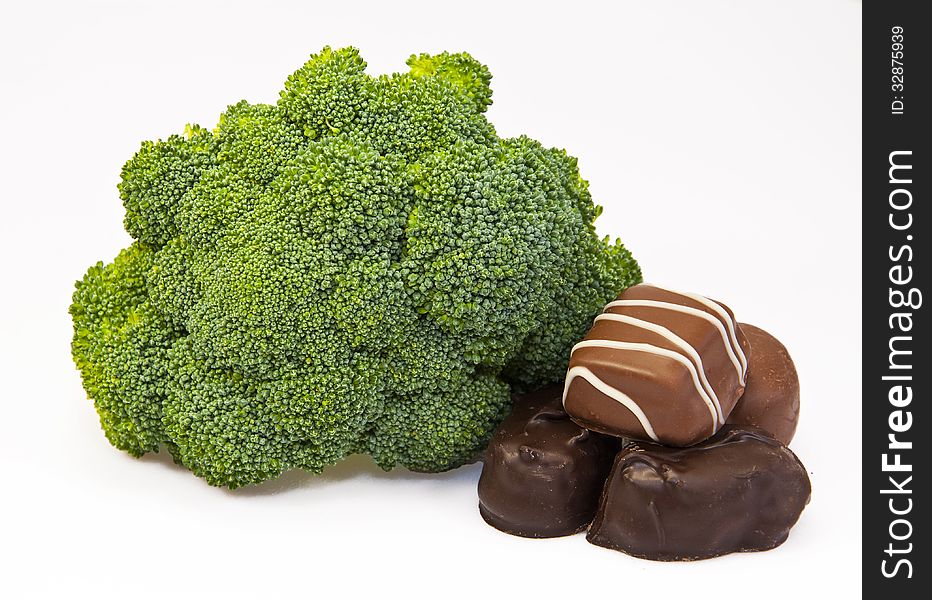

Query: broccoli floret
[406,51,493,112]
[214,101,307,184]
[71,46,642,488]
[71,243,184,455]
[119,125,215,247]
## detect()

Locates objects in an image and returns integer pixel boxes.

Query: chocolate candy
[478,384,620,538]
[563,284,751,446]
[587,426,810,561]
[726,323,800,445]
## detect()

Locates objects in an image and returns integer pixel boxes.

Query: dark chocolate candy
[587,426,810,561]
[727,323,800,445]
[563,284,751,446]
[478,384,620,538]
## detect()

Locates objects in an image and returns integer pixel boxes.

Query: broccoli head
[71,46,642,488]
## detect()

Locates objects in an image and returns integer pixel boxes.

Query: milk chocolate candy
[563,284,751,446]
[478,384,620,538]
[727,323,800,445]
[587,426,811,561]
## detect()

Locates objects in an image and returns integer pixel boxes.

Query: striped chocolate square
[562,284,750,446]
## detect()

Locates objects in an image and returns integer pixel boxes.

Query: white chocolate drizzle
[593,313,724,424]
[563,365,659,442]
[666,289,748,376]
[568,339,719,429]
[605,299,746,385]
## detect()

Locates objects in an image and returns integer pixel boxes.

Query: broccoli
[70,46,642,488]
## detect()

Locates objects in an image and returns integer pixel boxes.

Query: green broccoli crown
[71,46,642,488]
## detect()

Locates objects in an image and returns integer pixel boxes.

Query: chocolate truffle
[587,426,811,561]
[563,284,751,446]
[478,384,620,538]
[726,323,800,445]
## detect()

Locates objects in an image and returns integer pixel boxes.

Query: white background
[0,1,861,598]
